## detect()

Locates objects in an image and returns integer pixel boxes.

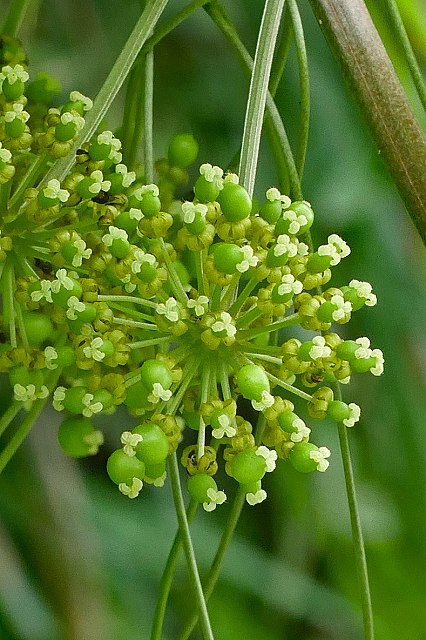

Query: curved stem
[287,0,310,179]
[383,0,426,114]
[0,402,21,438]
[150,500,198,640]
[333,385,374,639]
[238,0,285,196]
[168,453,214,640]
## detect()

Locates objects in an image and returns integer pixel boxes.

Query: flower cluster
[0,40,383,509]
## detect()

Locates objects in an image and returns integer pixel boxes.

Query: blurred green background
[0,1,425,639]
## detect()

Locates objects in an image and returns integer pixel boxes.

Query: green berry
[132,422,169,465]
[168,133,199,168]
[218,182,252,222]
[194,175,221,203]
[22,312,53,345]
[212,243,244,274]
[62,386,86,414]
[139,359,173,391]
[259,199,282,224]
[187,474,217,503]
[289,442,318,473]
[230,450,266,484]
[327,400,350,422]
[306,252,332,274]
[107,449,146,485]
[58,417,102,457]
[140,192,161,218]
[235,364,270,402]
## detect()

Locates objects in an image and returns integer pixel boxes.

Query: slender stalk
[6,153,49,215]
[239,312,300,338]
[287,0,310,179]
[1,0,32,36]
[265,370,313,402]
[238,0,285,196]
[178,416,266,640]
[177,490,246,640]
[143,49,155,182]
[127,63,146,171]
[383,0,426,113]
[40,0,170,186]
[333,385,374,639]
[205,2,302,199]
[121,65,140,165]
[0,402,21,438]
[168,453,214,640]
[129,335,170,349]
[150,500,199,640]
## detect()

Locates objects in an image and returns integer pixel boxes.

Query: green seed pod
[230,449,266,484]
[107,449,146,485]
[289,442,318,473]
[187,473,217,503]
[327,400,351,422]
[168,133,199,168]
[139,359,173,391]
[235,364,270,402]
[58,417,103,457]
[218,182,252,222]
[212,242,244,274]
[133,422,170,465]
[22,312,53,345]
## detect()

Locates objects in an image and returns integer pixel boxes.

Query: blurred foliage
[0,1,425,639]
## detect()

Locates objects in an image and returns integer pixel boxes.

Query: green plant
[0,1,424,639]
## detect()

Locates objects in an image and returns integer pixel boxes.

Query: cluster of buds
[0,40,383,509]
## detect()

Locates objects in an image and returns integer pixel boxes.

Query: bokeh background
[0,1,425,639]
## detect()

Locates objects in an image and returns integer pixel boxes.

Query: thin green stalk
[129,335,170,349]
[178,417,266,640]
[2,259,17,348]
[6,153,49,216]
[1,0,32,36]
[229,277,258,317]
[40,0,170,186]
[121,65,140,165]
[265,370,313,402]
[144,49,155,182]
[333,385,374,639]
[0,181,11,214]
[150,500,199,640]
[168,453,214,640]
[177,490,246,640]
[239,312,300,338]
[0,402,21,438]
[287,0,310,179]
[269,6,292,96]
[205,2,302,199]
[383,0,426,113]
[238,0,285,195]
[127,67,145,170]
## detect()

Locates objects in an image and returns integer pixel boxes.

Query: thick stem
[309,0,426,243]
[143,49,155,182]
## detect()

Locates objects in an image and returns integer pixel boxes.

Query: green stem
[40,0,170,186]
[239,312,300,338]
[150,500,199,640]
[265,370,313,402]
[2,259,17,348]
[177,490,246,640]
[205,2,302,199]
[269,6,292,97]
[0,181,11,214]
[0,402,21,438]
[238,0,285,196]
[97,294,158,309]
[129,335,170,349]
[333,385,374,639]
[144,49,155,182]
[121,65,140,166]
[127,63,146,171]
[1,0,32,36]
[6,153,49,217]
[287,0,310,179]
[168,453,214,640]
[383,0,426,113]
